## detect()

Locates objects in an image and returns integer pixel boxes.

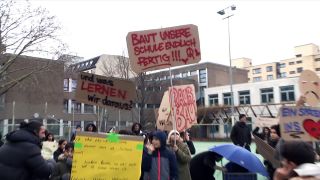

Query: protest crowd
[0,111,319,180]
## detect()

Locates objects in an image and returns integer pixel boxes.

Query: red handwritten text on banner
[169,84,197,132]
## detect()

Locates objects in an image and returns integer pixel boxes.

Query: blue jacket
[142,131,178,180]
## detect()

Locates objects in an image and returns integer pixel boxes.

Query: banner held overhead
[127,24,201,73]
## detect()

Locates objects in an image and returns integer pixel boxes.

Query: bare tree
[0,0,66,96]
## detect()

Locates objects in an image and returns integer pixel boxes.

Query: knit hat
[167,130,180,144]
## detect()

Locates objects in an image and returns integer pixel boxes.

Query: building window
[223,93,232,105]
[297,67,303,73]
[200,86,206,97]
[63,99,68,113]
[84,104,94,113]
[279,63,286,68]
[316,68,320,71]
[278,72,286,78]
[289,71,295,74]
[190,70,197,76]
[267,75,273,80]
[280,85,295,102]
[296,54,302,58]
[0,94,5,111]
[64,79,69,91]
[260,88,274,103]
[315,58,320,62]
[239,91,250,105]
[174,74,181,78]
[182,72,188,77]
[72,80,77,92]
[147,104,154,109]
[199,69,207,83]
[146,86,153,91]
[252,68,261,74]
[72,100,81,113]
[266,66,273,72]
[296,60,302,64]
[253,76,262,82]
[289,62,295,65]
[208,94,219,106]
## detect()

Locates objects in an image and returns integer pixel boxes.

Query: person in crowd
[0,133,3,147]
[84,123,97,132]
[189,151,223,180]
[141,130,178,180]
[70,125,82,142]
[230,114,252,151]
[53,139,67,162]
[131,122,143,136]
[273,141,317,180]
[0,121,53,180]
[253,126,270,141]
[42,132,58,160]
[180,130,196,155]
[167,130,192,180]
[51,143,74,180]
[264,124,281,178]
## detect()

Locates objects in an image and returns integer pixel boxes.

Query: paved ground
[193,141,268,180]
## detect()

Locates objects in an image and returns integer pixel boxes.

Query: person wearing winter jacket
[141,130,178,180]
[230,114,252,151]
[167,130,192,180]
[0,121,52,180]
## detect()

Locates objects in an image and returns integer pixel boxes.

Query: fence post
[59,119,63,137]
[3,119,8,135]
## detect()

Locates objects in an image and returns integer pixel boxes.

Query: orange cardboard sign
[299,70,320,106]
[75,72,136,110]
[126,24,201,73]
[156,91,173,131]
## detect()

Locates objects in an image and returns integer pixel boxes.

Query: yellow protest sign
[71,132,144,180]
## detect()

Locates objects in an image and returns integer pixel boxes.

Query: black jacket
[190,151,220,180]
[230,121,252,148]
[0,129,51,180]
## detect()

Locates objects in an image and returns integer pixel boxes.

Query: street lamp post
[217,5,236,126]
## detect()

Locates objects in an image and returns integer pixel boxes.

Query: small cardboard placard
[127,24,201,73]
[71,132,144,180]
[75,72,136,110]
[299,70,320,106]
[254,117,279,128]
[279,106,320,141]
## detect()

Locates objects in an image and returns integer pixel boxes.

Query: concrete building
[234,44,320,82]
[203,77,298,138]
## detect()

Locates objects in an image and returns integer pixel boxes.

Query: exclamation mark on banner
[172,51,175,61]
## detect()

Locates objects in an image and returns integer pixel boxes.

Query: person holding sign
[167,130,192,180]
[142,131,178,180]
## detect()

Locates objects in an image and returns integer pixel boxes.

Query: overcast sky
[30,0,320,66]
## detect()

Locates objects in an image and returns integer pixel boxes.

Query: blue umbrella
[209,144,269,177]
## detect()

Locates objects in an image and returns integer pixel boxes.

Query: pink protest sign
[126,24,201,73]
[169,84,197,132]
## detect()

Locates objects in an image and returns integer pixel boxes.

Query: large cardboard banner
[169,84,197,132]
[279,106,320,141]
[254,117,279,128]
[75,72,136,110]
[299,70,320,106]
[127,24,201,73]
[71,132,144,180]
[156,91,173,131]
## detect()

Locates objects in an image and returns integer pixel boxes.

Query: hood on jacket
[153,131,167,150]
[6,129,42,148]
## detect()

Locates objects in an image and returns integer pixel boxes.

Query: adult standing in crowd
[0,121,53,180]
[141,130,178,180]
[273,141,317,180]
[84,123,97,132]
[131,122,143,136]
[167,130,192,180]
[180,130,196,155]
[230,114,252,151]
[190,151,222,180]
